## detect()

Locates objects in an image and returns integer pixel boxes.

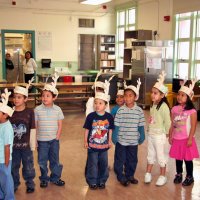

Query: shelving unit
[97,35,116,70]
[123,30,152,79]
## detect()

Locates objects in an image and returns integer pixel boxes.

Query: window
[116,7,136,71]
[174,11,200,79]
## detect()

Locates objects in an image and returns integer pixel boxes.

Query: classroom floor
[14,109,200,200]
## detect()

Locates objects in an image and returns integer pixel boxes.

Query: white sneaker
[156,176,167,186]
[144,173,152,183]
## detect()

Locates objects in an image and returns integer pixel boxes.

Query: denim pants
[38,139,63,182]
[0,161,15,200]
[12,148,35,189]
[85,150,109,185]
[114,142,138,182]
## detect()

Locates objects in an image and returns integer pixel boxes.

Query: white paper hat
[43,73,59,97]
[153,71,168,96]
[0,88,14,117]
[14,77,34,97]
[117,89,124,96]
[124,78,141,100]
[92,70,105,91]
[179,79,196,100]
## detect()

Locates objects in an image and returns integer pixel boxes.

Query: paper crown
[92,70,105,91]
[43,73,59,97]
[14,77,34,97]
[0,88,14,117]
[117,89,124,96]
[179,79,196,100]
[153,71,168,96]
[124,78,141,100]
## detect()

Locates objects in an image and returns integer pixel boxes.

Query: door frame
[1,29,35,79]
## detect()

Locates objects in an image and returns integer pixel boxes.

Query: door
[1,30,35,83]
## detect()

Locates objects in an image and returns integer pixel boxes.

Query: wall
[0,8,115,79]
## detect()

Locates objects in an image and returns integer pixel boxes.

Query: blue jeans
[0,162,15,200]
[114,142,138,182]
[85,150,109,185]
[12,149,35,189]
[38,139,63,182]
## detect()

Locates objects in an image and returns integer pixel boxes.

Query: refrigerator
[129,40,174,108]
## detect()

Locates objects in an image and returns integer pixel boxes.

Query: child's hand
[108,141,112,148]
[168,136,173,145]
[56,135,60,140]
[187,138,193,147]
[84,142,88,149]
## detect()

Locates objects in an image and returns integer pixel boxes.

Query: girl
[169,80,199,186]
[144,71,171,186]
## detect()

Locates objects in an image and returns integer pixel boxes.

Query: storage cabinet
[97,35,116,70]
[123,30,152,79]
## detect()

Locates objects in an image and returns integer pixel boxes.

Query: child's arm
[84,129,89,149]
[187,112,197,147]
[56,120,63,140]
[138,126,145,145]
[4,145,10,167]
[108,129,112,148]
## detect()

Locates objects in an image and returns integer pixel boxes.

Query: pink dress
[169,105,199,160]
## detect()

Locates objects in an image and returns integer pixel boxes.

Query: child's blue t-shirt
[0,120,14,163]
[111,105,120,145]
[111,105,120,117]
[83,111,114,152]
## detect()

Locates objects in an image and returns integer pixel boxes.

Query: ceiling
[0,0,135,13]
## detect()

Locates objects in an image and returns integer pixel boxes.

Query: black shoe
[14,188,18,193]
[129,177,138,184]
[182,176,194,186]
[26,187,35,193]
[52,179,65,186]
[40,181,48,188]
[89,184,98,190]
[98,183,105,189]
[120,180,130,187]
[173,174,182,184]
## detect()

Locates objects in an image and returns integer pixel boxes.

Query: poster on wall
[37,31,52,51]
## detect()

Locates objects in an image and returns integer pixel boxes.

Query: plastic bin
[63,76,73,82]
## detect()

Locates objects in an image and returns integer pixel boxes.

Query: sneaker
[173,174,182,184]
[98,183,106,189]
[156,176,167,186]
[40,181,48,188]
[144,173,152,184]
[52,179,65,186]
[89,184,98,190]
[26,187,35,193]
[182,176,194,186]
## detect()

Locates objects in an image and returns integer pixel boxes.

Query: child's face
[94,98,107,113]
[0,111,8,123]
[13,93,27,107]
[42,91,56,107]
[116,95,124,106]
[151,87,164,104]
[124,90,136,107]
[177,91,188,105]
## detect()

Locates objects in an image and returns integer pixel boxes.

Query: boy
[114,78,145,186]
[10,78,36,193]
[0,89,15,200]
[83,90,114,189]
[35,74,65,188]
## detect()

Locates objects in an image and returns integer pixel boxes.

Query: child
[10,78,36,193]
[144,71,171,186]
[114,79,145,187]
[83,84,114,190]
[169,79,199,186]
[35,73,65,188]
[86,70,113,116]
[0,89,15,200]
[111,89,124,145]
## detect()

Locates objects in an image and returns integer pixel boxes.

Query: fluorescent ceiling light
[80,0,112,5]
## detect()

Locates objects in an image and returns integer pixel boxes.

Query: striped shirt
[114,104,145,146]
[35,104,64,141]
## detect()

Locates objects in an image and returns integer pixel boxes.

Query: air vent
[79,18,95,28]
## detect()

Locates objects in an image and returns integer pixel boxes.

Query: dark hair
[176,95,196,110]
[124,88,136,96]
[42,90,56,98]
[25,51,33,58]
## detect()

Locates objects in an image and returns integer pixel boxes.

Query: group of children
[0,70,199,199]
[83,70,199,189]
[0,74,65,200]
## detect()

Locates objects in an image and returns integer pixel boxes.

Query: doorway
[1,30,35,83]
